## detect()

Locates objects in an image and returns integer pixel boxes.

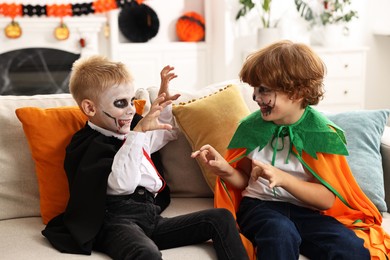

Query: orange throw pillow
[15,106,87,224]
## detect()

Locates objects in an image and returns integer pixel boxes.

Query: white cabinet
[108,1,211,92]
[314,47,368,112]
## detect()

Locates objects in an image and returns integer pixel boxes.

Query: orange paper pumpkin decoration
[176,11,205,42]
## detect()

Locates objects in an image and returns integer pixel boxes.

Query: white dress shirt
[88,105,178,196]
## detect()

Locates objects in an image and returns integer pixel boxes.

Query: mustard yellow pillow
[172,85,251,190]
[15,106,87,224]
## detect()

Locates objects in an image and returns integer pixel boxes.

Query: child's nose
[126,105,135,115]
[253,94,262,102]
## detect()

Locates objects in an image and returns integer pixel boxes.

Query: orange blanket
[214,148,390,259]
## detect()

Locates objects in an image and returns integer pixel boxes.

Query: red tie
[142,148,166,193]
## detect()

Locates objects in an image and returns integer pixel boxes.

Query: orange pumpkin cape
[214,108,390,260]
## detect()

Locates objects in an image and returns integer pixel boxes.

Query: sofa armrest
[381,126,390,211]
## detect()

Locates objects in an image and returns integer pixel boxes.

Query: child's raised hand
[191,145,231,177]
[159,65,181,101]
[134,93,173,132]
[251,160,286,189]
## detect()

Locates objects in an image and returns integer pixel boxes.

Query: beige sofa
[0,82,389,259]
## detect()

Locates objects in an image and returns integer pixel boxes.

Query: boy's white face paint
[93,83,136,134]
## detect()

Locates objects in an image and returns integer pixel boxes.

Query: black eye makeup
[113,99,129,108]
[256,86,272,94]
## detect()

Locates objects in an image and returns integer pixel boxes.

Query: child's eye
[113,99,129,108]
[258,86,272,94]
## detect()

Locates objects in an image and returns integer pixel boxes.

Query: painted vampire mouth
[118,119,131,128]
[260,104,273,116]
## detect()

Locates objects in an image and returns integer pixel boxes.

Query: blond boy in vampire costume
[42,55,248,260]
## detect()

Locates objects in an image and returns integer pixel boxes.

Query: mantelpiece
[0,16,106,56]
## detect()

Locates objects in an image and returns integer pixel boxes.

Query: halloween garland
[0,0,153,41]
[0,0,145,18]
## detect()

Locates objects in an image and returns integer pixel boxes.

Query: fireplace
[0,48,80,95]
[0,16,106,95]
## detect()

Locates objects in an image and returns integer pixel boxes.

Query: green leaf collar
[227,106,348,159]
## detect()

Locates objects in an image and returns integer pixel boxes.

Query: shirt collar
[88,121,127,140]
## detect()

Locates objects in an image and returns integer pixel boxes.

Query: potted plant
[295,0,358,46]
[236,0,274,28]
[235,0,281,47]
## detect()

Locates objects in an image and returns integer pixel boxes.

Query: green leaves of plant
[235,0,256,20]
[295,0,314,22]
[294,0,358,27]
[235,0,273,28]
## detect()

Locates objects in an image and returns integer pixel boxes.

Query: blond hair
[69,55,133,106]
[239,40,326,108]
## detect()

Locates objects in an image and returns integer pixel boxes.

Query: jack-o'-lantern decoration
[4,20,22,39]
[54,22,70,41]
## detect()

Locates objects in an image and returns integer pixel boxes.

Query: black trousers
[94,187,248,260]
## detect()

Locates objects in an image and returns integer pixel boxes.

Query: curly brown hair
[239,40,326,108]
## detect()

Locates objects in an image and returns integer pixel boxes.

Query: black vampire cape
[42,114,170,255]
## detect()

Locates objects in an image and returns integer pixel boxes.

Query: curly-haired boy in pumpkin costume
[192,40,390,259]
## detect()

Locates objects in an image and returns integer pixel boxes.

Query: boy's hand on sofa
[134,93,173,132]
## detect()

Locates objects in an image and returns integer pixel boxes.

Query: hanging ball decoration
[118,1,159,43]
[176,12,205,42]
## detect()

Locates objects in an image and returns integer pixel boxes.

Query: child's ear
[80,99,96,116]
[291,94,304,104]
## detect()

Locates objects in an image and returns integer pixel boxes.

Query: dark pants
[237,197,370,260]
[94,187,248,260]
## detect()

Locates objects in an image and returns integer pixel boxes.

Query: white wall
[5,0,388,109]
[210,0,389,110]
[364,0,390,110]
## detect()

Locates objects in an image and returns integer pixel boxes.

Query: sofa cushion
[172,85,251,190]
[0,94,77,222]
[147,81,255,195]
[0,197,216,260]
[327,109,390,212]
[14,98,149,224]
[15,106,87,224]
[159,131,214,197]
